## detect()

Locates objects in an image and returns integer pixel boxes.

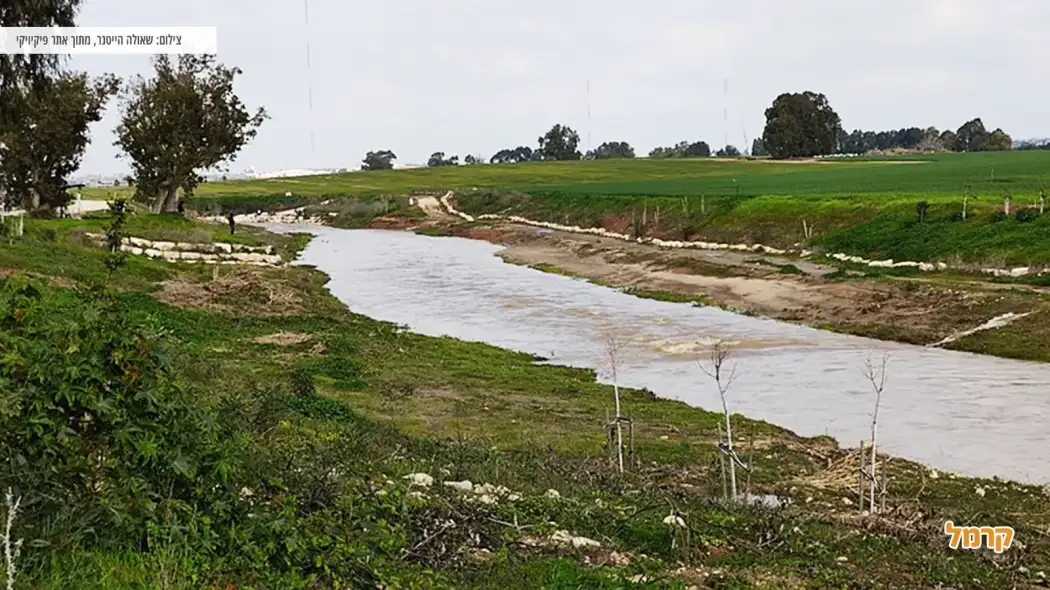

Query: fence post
[858,440,866,513]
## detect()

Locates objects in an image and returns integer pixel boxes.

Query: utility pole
[304,0,316,155]
[723,78,729,150]
[587,79,592,154]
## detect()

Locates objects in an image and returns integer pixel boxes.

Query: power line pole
[587,79,592,153]
[304,0,315,155]
[723,77,729,150]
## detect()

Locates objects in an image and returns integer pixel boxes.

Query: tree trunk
[612,371,624,474]
[162,186,179,212]
[723,400,737,501]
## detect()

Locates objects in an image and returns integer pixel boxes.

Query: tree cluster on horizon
[1,0,1027,208]
[838,120,1012,154]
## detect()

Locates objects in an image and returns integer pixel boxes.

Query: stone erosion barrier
[86,233,282,266]
[435,192,1043,278]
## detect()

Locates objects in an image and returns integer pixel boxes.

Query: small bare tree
[603,334,626,473]
[2,489,22,590]
[700,340,740,501]
[861,353,889,513]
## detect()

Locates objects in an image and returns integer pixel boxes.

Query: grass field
[84,152,1050,201]
[81,152,1050,266]
[2,215,1048,588]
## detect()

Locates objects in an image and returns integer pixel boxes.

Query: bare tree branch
[602,333,626,473]
[699,340,740,501]
[861,351,890,513]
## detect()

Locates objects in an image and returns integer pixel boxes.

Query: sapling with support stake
[861,352,890,513]
[602,333,631,473]
[699,340,749,501]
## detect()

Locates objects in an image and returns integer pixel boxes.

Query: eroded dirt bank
[424,221,1050,361]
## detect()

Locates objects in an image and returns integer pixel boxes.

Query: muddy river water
[276,226,1050,484]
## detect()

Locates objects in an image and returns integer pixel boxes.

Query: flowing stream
[274,225,1050,484]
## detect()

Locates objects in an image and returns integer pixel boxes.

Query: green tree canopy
[490,146,534,164]
[362,150,396,170]
[761,91,842,159]
[0,0,83,91]
[585,141,635,159]
[0,0,102,215]
[115,55,267,212]
[715,145,741,157]
[0,73,118,213]
[751,137,767,156]
[537,124,581,161]
[955,118,988,152]
[426,151,459,167]
[648,141,709,158]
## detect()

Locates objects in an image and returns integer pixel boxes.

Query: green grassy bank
[83,151,1050,267]
[0,214,1047,588]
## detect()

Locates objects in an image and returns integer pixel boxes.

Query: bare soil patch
[0,267,79,289]
[155,267,304,316]
[370,215,421,230]
[252,331,313,346]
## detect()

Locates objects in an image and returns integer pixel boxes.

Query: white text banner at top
[0,27,217,55]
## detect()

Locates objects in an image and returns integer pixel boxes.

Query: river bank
[419,219,1050,364]
[281,223,1050,586]
[7,214,1050,587]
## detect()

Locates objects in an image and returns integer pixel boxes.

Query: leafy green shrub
[291,366,316,397]
[1015,207,1040,222]
[991,210,1008,222]
[104,198,130,271]
[0,276,243,548]
[916,201,929,223]
[184,194,313,216]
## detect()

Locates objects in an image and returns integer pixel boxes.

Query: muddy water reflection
[286,227,1050,484]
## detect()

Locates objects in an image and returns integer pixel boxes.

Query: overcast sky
[71,0,1049,175]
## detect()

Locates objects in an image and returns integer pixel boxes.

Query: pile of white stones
[87,233,282,266]
[437,191,1047,278]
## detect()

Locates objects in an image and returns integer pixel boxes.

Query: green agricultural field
[84,151,1050,202]
[81,151,1050,266]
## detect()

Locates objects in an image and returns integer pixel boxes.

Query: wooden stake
[628,410,636,469]
[880,454,888,513]
[858,440,866,513]
[605,408,612,464]
[718,423,728,501]
[745,428,755,497]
